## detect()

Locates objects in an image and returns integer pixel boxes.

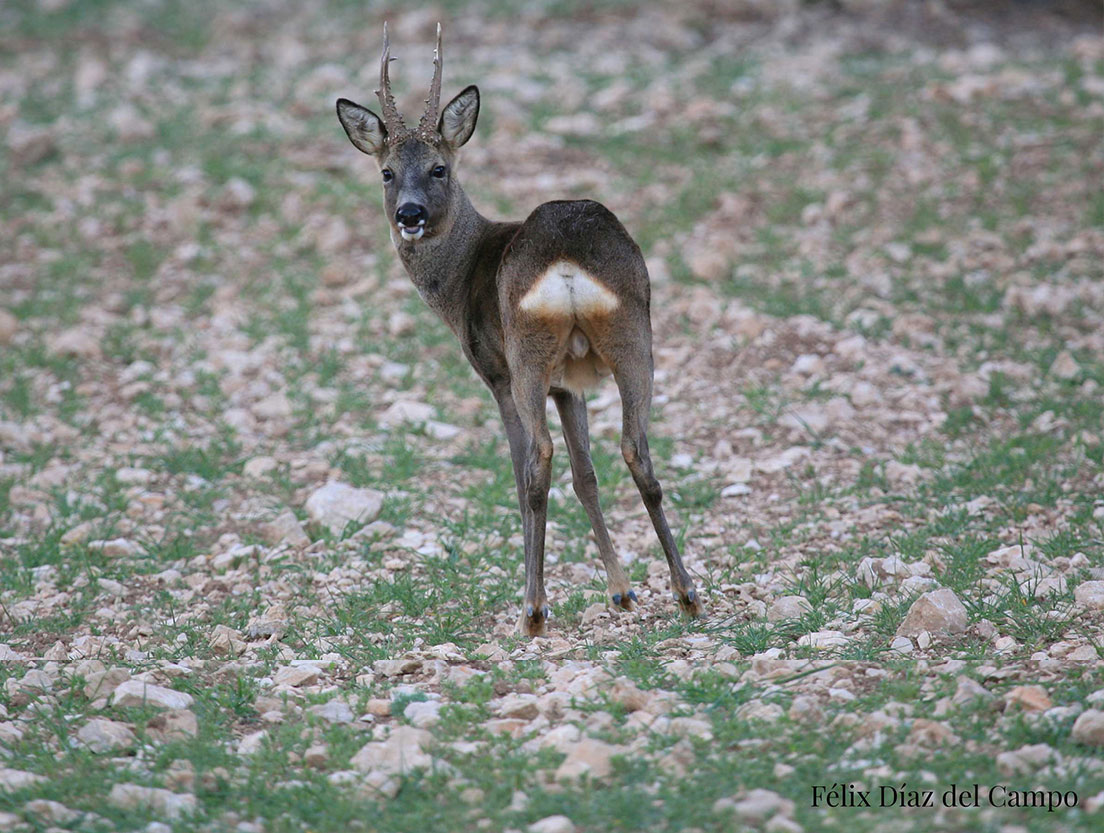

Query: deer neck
[393,185,491,332]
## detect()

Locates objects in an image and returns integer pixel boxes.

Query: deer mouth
[399,220,426,242]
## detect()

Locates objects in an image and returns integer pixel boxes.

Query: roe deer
[335,23,702,635]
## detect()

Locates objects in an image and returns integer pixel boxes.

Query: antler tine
[417,22,444,138]
[375,21,406,135]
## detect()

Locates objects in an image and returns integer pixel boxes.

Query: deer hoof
[611,590,637,611]
[673,588,704,618]
[518,604,550,637]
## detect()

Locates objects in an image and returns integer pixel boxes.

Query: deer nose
[395,203,427,228]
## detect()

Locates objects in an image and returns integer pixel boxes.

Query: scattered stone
[146,709,198,742]
[208,625,246,656]
[885,460,923,487]
[304,482,384,535]
[1074,581,1104,610]
[351,726,434,776]
[1072,710,1104,747]
[528,816,576,833]
[1067,645,1099,662]
[321,261,352,287]
[767,596,811,622]
[60,521,96,547]
[581,603,607,624]
[850,381,881,407]
[47,327,101,359]
[952,678,995,706]
[890,636,914,654]
[222,177,256,209]
[388,311,416,337]
[379,399,436,426]
[115,466,152,485]
[317,217,352,255]
[756,447,809,473]
[895,589,968,638]
[474,642,507,662]
[554,738,623,780]
[108,784,196,819]
[736,699,785,723]
[669,716,714,740]
[304,743,329,769]
[791,354,825,376]
[0,768,45,791]
[309,700,355,724]
[496,694,540,721]
[14,668,53,693]
[238,730,266,755]
[779,405,829,435]
[374,658,420,677]
[686,249,730,282]
[7,122,56,165]
[365,698,392,717]
[24,799,79,824]
[165,760,195,791]
[88,538,141,558]
[1050,350,1081,380]
[259,512,310,549]
[797,630,847,650]
[485,718,529,737]
[76,718,136,753]
[243,456,279,478]
[787,696,823,724]
[404,700,442,728]
[246,604,290,638]
[608,678,650,712]
[996,743,1056,776]
[1004,685,1052,713]
[273,666,319,687]
[108,104,155,141]
[0,722,23,745]
[111,680,194,710]
[908,718,957,746]
[0,310,17,345]
[714,789,795,824]
[252,391,293,420]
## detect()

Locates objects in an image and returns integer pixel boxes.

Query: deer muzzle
[396,203,428,241]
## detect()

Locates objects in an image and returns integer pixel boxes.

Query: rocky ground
[1,1,1103,831]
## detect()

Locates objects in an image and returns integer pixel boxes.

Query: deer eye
[431,165,447,179]
[381,169,393,183]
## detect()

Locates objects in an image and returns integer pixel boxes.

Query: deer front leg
[495,390,533,555]
[552,390,636,611]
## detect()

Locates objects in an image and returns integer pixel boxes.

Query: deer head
[336,23,480,243]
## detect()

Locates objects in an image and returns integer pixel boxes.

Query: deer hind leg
[611,355,703,618]
[552,390,635,611]
[508,354,559,637]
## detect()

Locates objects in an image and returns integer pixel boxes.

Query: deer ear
[336,98,387,156]
[438,85,479,149]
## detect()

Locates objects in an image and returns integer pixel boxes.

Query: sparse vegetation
[1,1,1102,832]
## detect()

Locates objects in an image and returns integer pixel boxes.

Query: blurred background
[2,0,1100,336]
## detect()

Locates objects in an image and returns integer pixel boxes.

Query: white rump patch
[518,261,619,319]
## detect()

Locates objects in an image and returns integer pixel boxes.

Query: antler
[416,22,444,139]
[375,22,407,136]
